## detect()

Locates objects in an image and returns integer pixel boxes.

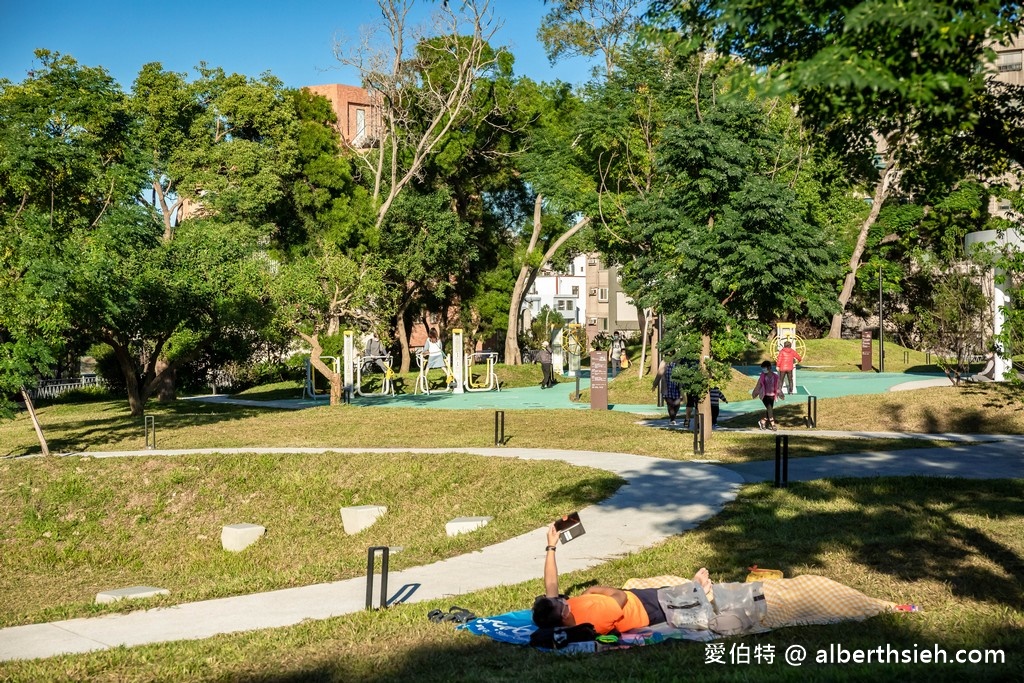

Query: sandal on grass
[443,606,478,624]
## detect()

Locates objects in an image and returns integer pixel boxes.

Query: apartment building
[303,83,380,147]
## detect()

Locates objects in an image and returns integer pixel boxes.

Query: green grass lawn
[0,451,621,627]
[1,376,1022,680]
[2,391,993,462]
[2,477,1021,682]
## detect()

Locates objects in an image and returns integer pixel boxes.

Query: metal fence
[27,376,105,400]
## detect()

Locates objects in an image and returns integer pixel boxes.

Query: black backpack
[529,623,599,650]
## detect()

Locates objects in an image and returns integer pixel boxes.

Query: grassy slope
[2,478,1021,682]
[0,452,621,627]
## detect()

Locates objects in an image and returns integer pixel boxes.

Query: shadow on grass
[698,478,1024,611]
[12,401,274,456]
[246,618,1023,682]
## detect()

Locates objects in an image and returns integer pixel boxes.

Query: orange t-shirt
[567,591,650,634]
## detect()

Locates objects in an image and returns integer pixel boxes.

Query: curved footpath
[2,440,1023,662]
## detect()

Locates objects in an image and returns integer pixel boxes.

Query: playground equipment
[766,322,807,395]
[304,355,340,400]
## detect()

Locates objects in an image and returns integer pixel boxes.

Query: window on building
[556,299,575,312]
[572,286,579,296]
[598,287,609,302]
[998,50,1023,72]
[356,109,367,137]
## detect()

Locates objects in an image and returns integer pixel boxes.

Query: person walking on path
[610,332,625,378]
[654,359,683,425]
[708,387,728,427]
[538,342,555,388]
[776,340,802,395]
[752,360,784,430]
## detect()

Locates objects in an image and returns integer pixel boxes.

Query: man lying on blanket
[532,523,914,637]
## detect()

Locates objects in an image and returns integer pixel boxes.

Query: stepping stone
[340,505,387,534]
[95,586,170,604]
[445,516,493,537]
[221,523,266,552]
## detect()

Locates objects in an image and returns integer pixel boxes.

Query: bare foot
[693,567,712,594]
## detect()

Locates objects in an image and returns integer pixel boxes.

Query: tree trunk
[301,332,341,406]
[700,332,713,443]
[504,265,530,365]
[636,306,651,379]
[827,162,895,338]
[20,388,50,456]
[396,301,413,374]
[113,344,146,417]
[154,358,176,402]
[648,319,660,380]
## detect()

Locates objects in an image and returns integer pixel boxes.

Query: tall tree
[334,0,505,231]
[70,210,273,416]
[273,248,396,405]
[616,57,842,435]
[0,50,144,447]
[538,0,646,77]
[649,0,1024,337]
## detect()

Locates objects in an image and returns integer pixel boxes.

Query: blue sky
[0,0,599,89]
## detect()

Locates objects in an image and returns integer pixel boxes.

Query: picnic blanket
[458,574,904,653]
[760,575,897,628]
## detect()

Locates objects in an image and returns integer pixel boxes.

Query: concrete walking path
[2,439,1021,662]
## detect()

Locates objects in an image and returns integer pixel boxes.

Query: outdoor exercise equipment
[965,229,1023,382]
[464,351,500,392]
[414,348,455,395]
[453,328,500,393]
[563,323,587,378]
[343,331,355,403]
[354,355,396,397]
[304,355,340,400]
[766,322,807,395]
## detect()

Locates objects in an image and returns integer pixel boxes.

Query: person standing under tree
[708,386,728,427]
[653,358,683,426]
[751,360,784,430]
[776,340,802,395]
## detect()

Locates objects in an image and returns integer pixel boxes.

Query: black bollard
[366,546,390,610]
[774,435,790,488]
[805,396,817,429]
[494,410,505,446]
[144,415,156,449]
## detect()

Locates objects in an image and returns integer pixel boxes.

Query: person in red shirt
[775,340,802,395]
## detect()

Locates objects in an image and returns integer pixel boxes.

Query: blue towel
[457,609,536,645]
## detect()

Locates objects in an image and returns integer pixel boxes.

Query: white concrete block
[95,586,170,604]
[221,523,266,552]
[340,505,387,534]
[445,516,493,537]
